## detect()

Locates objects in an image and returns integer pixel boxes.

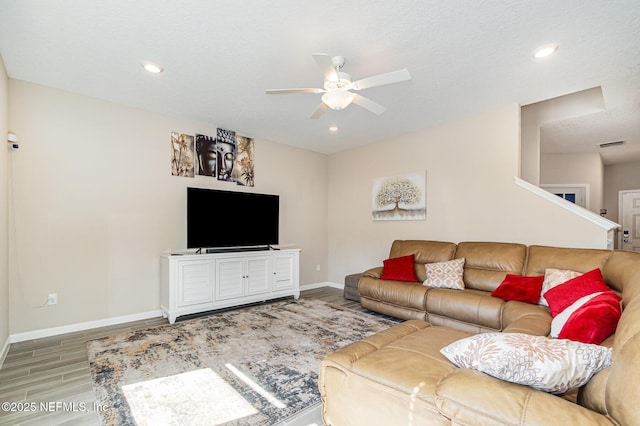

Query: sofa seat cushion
[319,321,463,425]
[325,320,471,406]
[426,288,505,331]
[359,276,429,311]
[435,368,615,426]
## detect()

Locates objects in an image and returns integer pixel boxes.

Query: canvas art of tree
[372,172,426,220]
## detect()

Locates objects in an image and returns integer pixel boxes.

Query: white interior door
[619,190,640,252]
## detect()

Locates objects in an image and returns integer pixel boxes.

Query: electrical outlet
[316,264,321,271]
[47,293,58,305]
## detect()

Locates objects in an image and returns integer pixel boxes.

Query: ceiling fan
[265,53,411,119]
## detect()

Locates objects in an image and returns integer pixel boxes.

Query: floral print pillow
[440,333,612,394]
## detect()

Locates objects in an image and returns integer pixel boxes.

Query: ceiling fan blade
[265,88,324,95]
[352,93,386,115]
[310,103,329,119]
[312,53,338,82]
[351,69,411,90]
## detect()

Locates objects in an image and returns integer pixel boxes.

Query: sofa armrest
[501,301,551,336]
[362,266,383,279]
[435,368,615,426]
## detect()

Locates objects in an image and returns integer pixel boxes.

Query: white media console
[161,248,300,323]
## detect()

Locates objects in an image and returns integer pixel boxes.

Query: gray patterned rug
[86,298,397,425]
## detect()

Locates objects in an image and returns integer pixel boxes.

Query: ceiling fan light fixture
[321,89,355,110]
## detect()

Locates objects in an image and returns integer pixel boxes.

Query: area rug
[86,298,398,425]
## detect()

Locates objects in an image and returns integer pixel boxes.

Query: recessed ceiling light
[143,62,163,73]
[328,125,339,132]
[534,44,559,59]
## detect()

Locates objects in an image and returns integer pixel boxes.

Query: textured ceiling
[0,0,638,160]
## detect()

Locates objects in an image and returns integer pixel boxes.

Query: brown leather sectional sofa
[319,240,640,425]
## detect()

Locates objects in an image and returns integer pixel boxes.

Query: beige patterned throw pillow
[423,258,465,290]
[539,268,581,306]
[440,332,612,394]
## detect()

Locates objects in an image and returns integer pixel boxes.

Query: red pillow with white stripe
[545,268,621,344]
[543,268,611,317]
[551,292,621,344]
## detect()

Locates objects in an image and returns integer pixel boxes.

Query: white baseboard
[7,283,345,345]
[9,310,164,343]
[300,281,344,291]
[0,335,10,368]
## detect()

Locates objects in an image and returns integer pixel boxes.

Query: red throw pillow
[491,275,544,304]
[543,269,611,317]
[380,254,418,282]
[555,292,622,344]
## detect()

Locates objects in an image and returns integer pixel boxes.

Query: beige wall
[520,87,605,186]
[540,152,604,214]
[6,80,614,336]
[520,116,540,184]
[7,80,328,334]
[604,160,640,224]
[327,104,610,284]
[0,57,9,353]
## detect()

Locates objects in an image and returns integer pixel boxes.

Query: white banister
[514,177,620,249]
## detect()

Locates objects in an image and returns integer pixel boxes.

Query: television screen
[187,187,279,249]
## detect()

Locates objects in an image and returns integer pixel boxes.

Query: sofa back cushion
[389,240,456,282]
[455,242,527,292]
[602,249,640,301]
[524,246,612,277]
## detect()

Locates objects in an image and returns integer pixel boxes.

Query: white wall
[604,160,640,223]
[0,57,9,358]
[540,152,604,214]
[327,104,610,284]
[8,80,328,334]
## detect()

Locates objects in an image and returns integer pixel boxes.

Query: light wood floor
[0,287,381,425]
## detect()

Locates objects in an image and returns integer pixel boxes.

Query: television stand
[161,248,300,324]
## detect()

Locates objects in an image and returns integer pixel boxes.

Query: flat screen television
[187,187,279,250]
